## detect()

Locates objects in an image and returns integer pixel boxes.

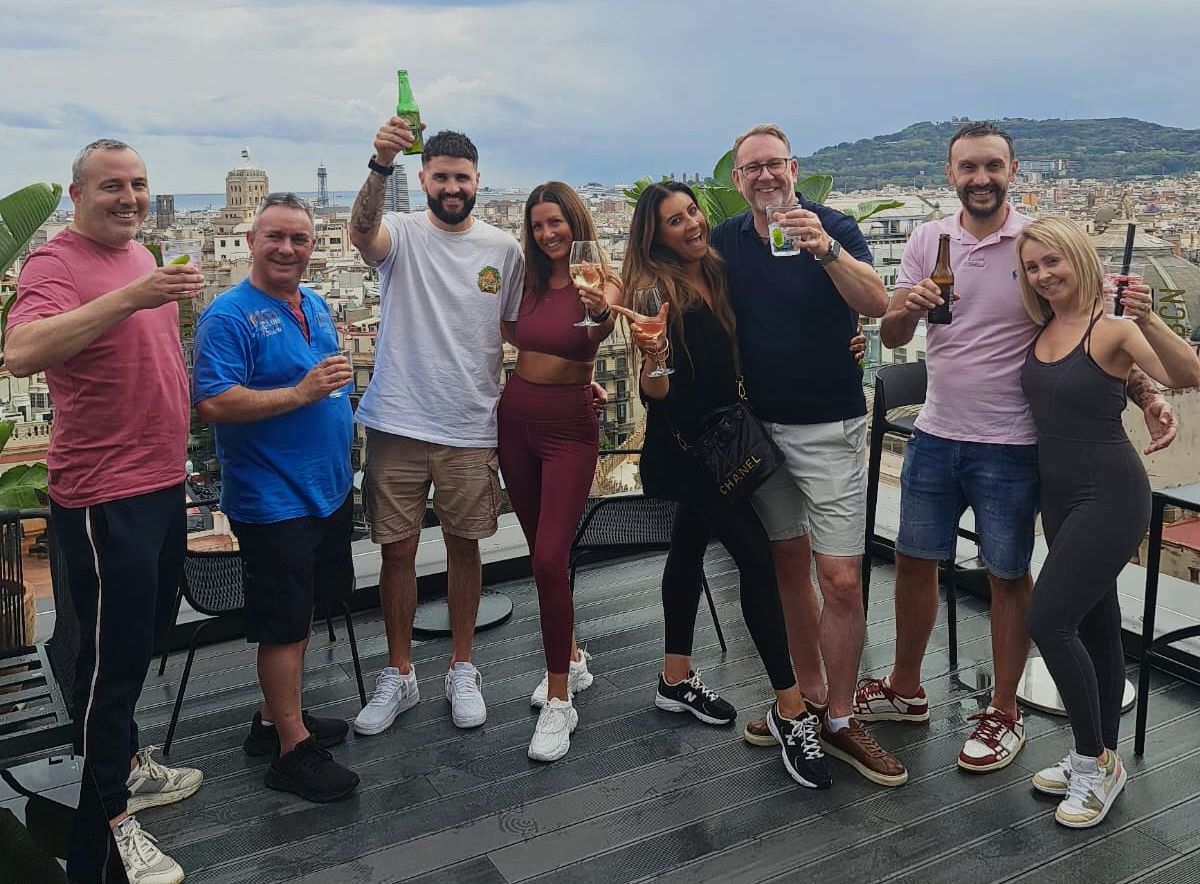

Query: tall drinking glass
[569,241,604,327]
[633,287,673,378]
[328,349,354,398]
[1102,258,1145,321]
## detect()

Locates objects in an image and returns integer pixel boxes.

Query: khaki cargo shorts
[363,428,501,544]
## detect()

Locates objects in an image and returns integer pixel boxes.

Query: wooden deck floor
[10,549,1200,883]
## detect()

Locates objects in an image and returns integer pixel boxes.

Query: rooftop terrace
[6,546,1200,884]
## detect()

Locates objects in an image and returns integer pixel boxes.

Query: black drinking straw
[1114,222,1136,316]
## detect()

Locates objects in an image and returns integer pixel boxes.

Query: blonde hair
[732,124,791,165]
[1017,215,1104,326]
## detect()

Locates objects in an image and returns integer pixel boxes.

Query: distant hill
[800,118,1200,191]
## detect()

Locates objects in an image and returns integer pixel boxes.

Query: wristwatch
[816,239,842,265]
[367,155,394,176]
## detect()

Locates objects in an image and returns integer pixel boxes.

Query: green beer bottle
[396,70,424,156]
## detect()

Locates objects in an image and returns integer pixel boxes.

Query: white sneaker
[354,666,419,736]
[528,697,579,762]
[1056,750,1127,828]
[445,662,487,728]
[531,650,595,708]
[115,816,184,884]
[1032,752,1073,795]
[126,747,203,814]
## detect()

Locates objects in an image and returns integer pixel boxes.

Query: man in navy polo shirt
[711,124,904,787]
[193,192,360,803]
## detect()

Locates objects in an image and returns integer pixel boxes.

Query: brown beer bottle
[928,233,953,325]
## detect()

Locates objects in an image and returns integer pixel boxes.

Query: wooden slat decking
[9,549,1200,883]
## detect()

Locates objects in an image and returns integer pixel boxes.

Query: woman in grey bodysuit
[1017,216,1200,829]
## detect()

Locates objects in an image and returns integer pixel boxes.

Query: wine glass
[633,287,673,378]
[569,240,604,327]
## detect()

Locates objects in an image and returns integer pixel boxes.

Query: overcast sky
[2,0,1198,196]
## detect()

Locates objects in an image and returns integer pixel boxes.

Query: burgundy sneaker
[958,706,1025,773]
[852,676,929,723]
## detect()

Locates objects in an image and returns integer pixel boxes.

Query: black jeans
[661,497,796,691]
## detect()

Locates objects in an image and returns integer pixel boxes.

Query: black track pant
[661,497,796,691]
[53,483,185,881]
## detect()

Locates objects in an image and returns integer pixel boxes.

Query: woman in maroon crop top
[498,181,622,763]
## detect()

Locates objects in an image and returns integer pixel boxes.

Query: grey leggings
[1026,438,1150,757]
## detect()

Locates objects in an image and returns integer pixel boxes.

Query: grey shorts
[751,416,868,557]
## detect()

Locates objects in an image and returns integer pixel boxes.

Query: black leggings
[1026,438,1150,757]
[661,497,796,691]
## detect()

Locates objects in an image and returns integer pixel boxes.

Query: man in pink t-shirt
[6,139,206,883]
[853,123,1176,778]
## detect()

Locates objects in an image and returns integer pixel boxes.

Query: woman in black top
[1017,216,1199,828]
[612,182,831,789]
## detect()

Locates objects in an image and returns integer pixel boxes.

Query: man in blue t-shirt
[710,124,902,787]
[193,193,360,803]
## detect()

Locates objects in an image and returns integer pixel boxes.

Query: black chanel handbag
[671,377,783,504]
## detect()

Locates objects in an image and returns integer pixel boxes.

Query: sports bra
[513,283,601,363]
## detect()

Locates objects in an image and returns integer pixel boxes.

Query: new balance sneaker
[114,816,184,884]
[244,710,350,756]
[820,717,908,787]
[354,666,419,736]
[528,697,579,762]
[766,704,832,790]
[1032,752,1074,796]
[446,662,487,728]
[1055,750,1126,828]
[264,735,360,803]
[531,650,594,708]
[654,670,736,725]
[125,747,203,814]
[852,676,930,723]
[958,706,1025,772]
[744,697,827,747]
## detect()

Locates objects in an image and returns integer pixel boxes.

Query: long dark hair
[621,181,736,365]
[521,181,615,301]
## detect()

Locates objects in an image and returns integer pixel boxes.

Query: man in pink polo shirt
[6,139,207,884]
[857,122,1175,775]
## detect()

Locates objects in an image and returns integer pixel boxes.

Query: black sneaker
[244,711,349,756]
[654,670,736,725]
[768,703,832,790]
[264,736,359,802]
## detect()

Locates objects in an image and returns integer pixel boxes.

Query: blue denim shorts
[895,429,1039,580]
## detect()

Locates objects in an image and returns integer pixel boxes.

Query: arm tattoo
[1126,365,1160,408]
[351,174,386,237]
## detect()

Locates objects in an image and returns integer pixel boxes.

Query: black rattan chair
[862,361,960,666]
[569,494,726,653]
[161,549,366,755]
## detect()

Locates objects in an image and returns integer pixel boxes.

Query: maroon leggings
[498,375,599,674]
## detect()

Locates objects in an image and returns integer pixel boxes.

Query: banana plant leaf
[797,174,833,205]
[0,421,12,454]
[850,198,906,223]
[0,462,48,509]
[0,183,62,278]
[711,150,736,190]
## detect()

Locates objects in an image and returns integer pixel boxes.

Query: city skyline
[2,0,1199,195]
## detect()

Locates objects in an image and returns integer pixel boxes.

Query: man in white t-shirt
[349,121,523,736]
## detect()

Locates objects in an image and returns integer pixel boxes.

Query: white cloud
[2,0,1198,194]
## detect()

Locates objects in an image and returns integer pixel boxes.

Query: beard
[957,183,1007,219]
[427,191,476,225]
